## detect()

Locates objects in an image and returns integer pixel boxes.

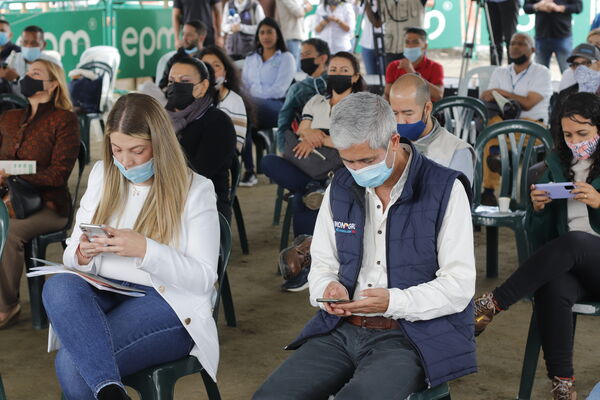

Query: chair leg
[518,309,542,400]
[200,369,221,400]
[127,375,171,400]
[272,185,284,226]
[25,242,48,330]
[0,374,6,400]
[515,228,529,266]
[279,197,294,252]
[220,271,237,327]
[233,196,249,255]
[485,226,499,278]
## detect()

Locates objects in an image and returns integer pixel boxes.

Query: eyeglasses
[570,61,592,68]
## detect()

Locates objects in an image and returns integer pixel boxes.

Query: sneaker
[551,377,577,400]
[239,171,258,187]
[279,235,312,292]
[480,189,498,206]
[474,292,498,337]
[302,184,325,211]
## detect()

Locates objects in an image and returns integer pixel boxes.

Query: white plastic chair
[76,46,121,112]
[458,65,498,97]
[155,50,177,85]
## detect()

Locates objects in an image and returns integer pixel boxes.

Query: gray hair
[330,92,397,150]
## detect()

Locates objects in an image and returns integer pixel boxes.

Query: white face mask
[215,76,226,90]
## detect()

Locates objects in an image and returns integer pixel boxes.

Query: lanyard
[511,65,531,91]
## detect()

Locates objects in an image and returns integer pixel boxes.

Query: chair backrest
[432,96,488,146]
[77,46,121,112]
[458,65,498,97]
[0,201,9,258]
[0,93,28,109]
[213,212,232,320]
[155,50,177,84]
[65,141,88,231]
[229,156,242,202]
[473,120,554,210]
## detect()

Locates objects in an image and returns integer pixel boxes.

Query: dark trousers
[487,0,519,65]
[253,322,426,400]
[242,97,284,173]
[493,231,600,378]
[260,154,319,236]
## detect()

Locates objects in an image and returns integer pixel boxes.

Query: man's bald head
[389,73,431,106]
[511,32,534,49]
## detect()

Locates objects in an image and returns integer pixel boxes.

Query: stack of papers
[0,160,36,175]
[26,258,145,297]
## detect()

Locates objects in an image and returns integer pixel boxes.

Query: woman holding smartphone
[474,92,600,400]
[41,93,220,400]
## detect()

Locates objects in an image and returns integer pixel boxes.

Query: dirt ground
[1,51,598,400]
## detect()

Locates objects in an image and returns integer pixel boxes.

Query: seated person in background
[474,92,600,400]
[390,74,475,184]
[0,58,80,328]
[165,50,237,222]
[200,45,250,152]
[559,43,600,92]
[240,17,295,186]
[313,0,355,54]
[42,93,221,400]
[222,0,266,58]
[0,19,20,94]
[262,51,367,292]
[253,92,476,400]
[276,38,330,152]
[479,32,552,206]
[5,25,60,84]
[384,27,444,102]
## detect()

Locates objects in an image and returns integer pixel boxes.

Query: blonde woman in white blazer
[41,93,220,400]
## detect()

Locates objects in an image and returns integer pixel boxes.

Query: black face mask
[19,75,44,98]
[510,54,529,65]
[301,57,319,76]
[166,82,196,110]
[327,75,353,94]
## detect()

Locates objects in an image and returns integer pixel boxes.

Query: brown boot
[551,377,577,400]
[279,235,312,291]
[474,292,499,337]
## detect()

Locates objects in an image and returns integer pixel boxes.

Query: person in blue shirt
[591,13,600,31]
[240,17,295,186]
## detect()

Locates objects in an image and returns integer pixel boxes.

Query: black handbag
[282,130,343,181]
[6,175,42,219]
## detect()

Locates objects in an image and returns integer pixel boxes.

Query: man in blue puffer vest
[253,92,477,400]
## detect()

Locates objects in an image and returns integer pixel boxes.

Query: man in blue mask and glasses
[254,92,476,400]
[390,73,475,185]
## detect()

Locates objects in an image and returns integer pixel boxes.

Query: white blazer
[48,161,221,381]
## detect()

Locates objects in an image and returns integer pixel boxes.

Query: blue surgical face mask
[0,32,8,47]
[22,46,41,62]
[113,156,155,184]
[184,46,198,55]
[348,142,396,188]
[397,109,427,141]
[404,47,423,63]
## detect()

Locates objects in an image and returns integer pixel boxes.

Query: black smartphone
[316,298,352,303]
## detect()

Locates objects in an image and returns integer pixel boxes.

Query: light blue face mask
[22,46,41,62]
[184,46,198,55]
[0,32,8,47]
[404,47,422,63]
[348,142,396,188]
[113,156,155,184]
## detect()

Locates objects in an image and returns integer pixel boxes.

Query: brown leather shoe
[0,304,21,329]
[278,235,312,281]
[474,292,498,337]
[551,377,577,400]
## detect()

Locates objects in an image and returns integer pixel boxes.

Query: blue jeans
[243,97,284,173]
[42,274,194,400]
[535,36,572,73]
[261,154,319,236]
[286,39,302,72]
[361,47,385,76]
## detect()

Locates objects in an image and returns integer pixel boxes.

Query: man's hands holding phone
[77,225,147,264]
[321,281,390,316]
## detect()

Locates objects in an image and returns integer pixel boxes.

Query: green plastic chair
[432,96,488,146]
[121,212,231,400]
[279,191,295,252]
[0,374,6,400]
[472,120,553,278]
[230,156,248,255]
[0,93,28,110]
[0,202,9,400]
[408,382,451,400]
[25,141,88,330]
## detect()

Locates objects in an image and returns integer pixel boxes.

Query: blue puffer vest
[287,141,477,388]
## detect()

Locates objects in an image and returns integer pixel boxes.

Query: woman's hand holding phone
[77,234,103,264]
[90,226,148,259]
[530,184,552,212]
[571,182,600,209]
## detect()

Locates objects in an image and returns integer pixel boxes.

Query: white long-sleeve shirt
[308,145,476,322]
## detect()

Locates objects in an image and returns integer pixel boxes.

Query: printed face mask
[566,135,600,160]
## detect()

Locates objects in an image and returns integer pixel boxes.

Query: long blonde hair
[35,59,73,111]
[92,93,191,245]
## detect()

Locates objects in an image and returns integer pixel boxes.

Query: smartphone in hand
[535,182,576,200]
[316,298,352,303]
[79,223,110,238]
